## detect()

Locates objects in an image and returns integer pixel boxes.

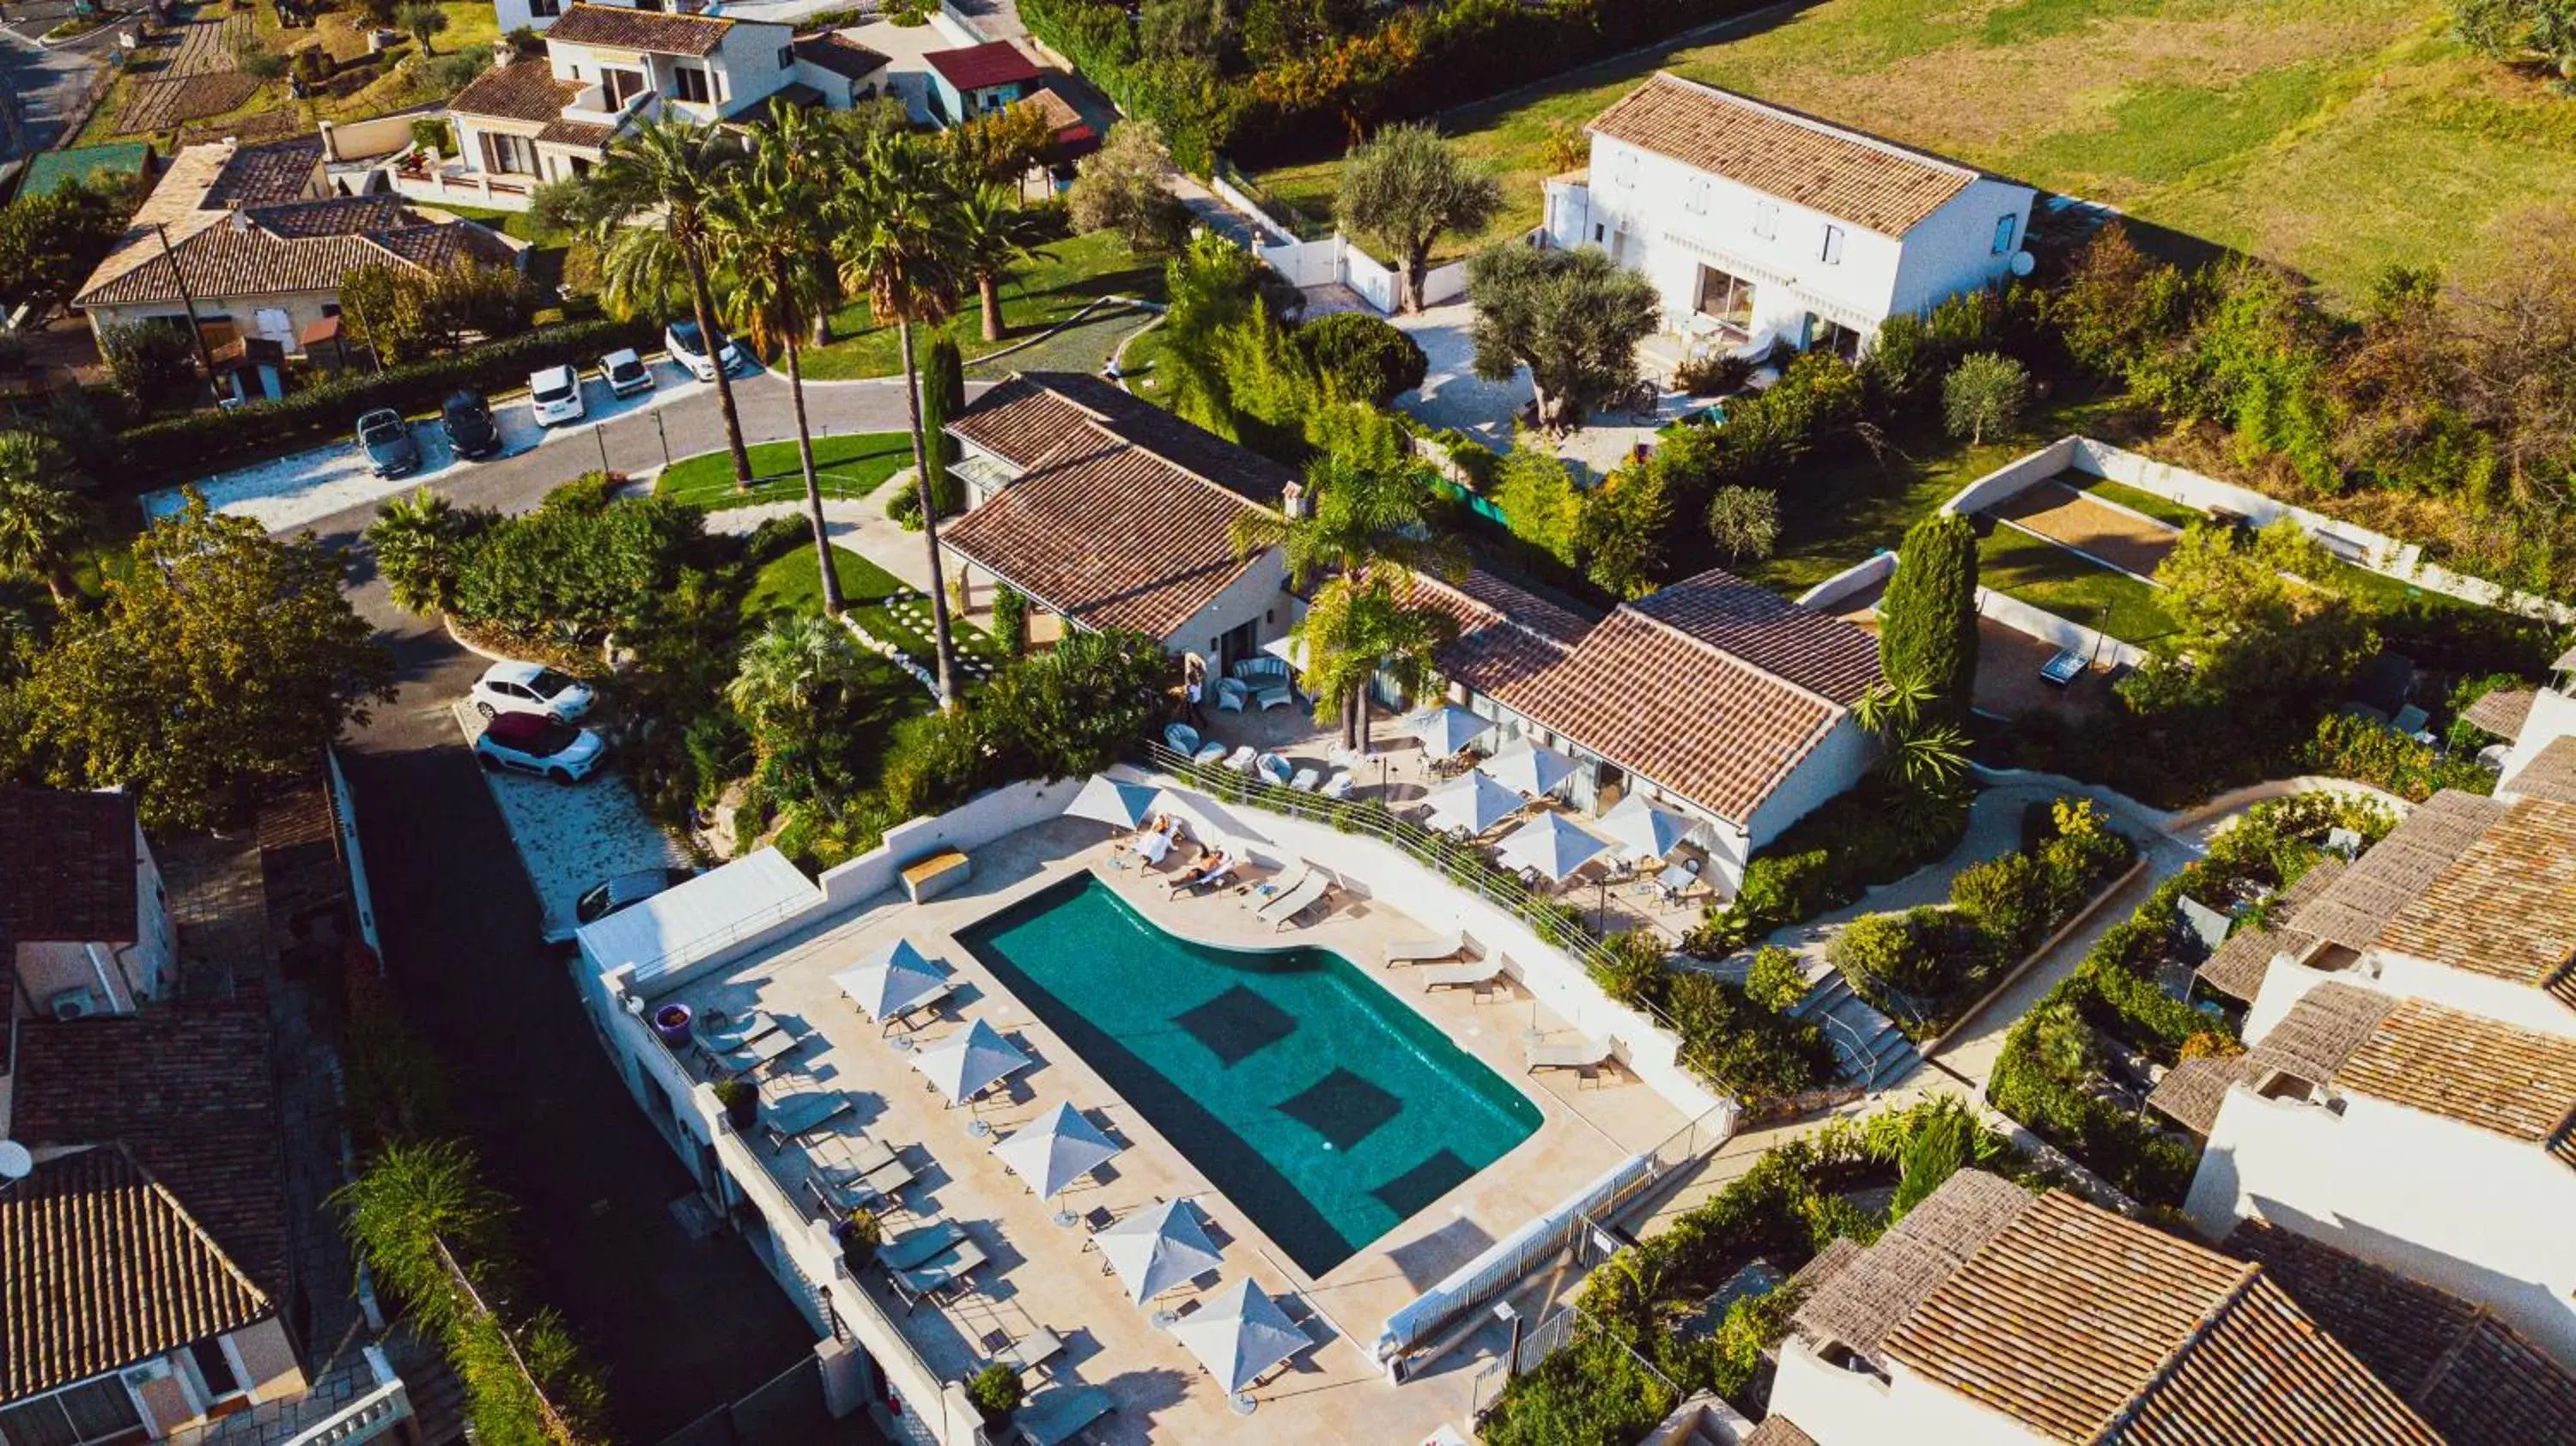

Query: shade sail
[1598,793,1692,860]
[1495,811,1609,881]
[833,939,951,1022]
[1419,771,1528,835]
[1171,1279,1310,1394]
[909,1018,1032,1105]
[1404,705,1488,758]
[991,1101,1124,1199]
[1478,739,1578,798]
[1066,775,1162,830]
[1097,1199,1224,1305]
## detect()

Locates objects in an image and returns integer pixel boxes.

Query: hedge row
[119,316,659,487]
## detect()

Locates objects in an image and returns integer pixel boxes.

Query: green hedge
[118,316,659,488]
[1688,779,1973,954]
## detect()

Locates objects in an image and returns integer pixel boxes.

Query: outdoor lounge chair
[1193,742,1229,766]
[1013,1385,1115,1446]
[1255,751,1293,787]
[2040,648,2087,687]
[1258,872,1334,930]
[990,1326,1066,1379]
[1248,860,1309,905]
[1383,931,1467,967]
[884,981,956,1030]
[1526,1035,1615,1075]
[807,1157,915,1214]
[1164,722,1201,755]
[1215,677,1249,712]
[875,1220,969,1272]
[707,1027,802,1074]
[1169,855,1236,896]
[1289,767,1321,791]
[1320,770,1354,800]
[1230,658,1295,709]
[889,1240,990,1310]
[1424,956,1508,993]
[1221,745,1257,772]
[760,1091,853,1147]
[691,1010,780,1055]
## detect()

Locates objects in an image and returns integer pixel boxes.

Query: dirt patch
[118,70,262,132]
[1987,481,2178,580]
[178,105,307,148]
[1973,616,2117,721]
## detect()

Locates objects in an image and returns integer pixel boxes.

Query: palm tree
[710,106,848,613]
[0,431,93,608]
[1854,672,1971,793]
[727,615,864,802]
[950,183,1048,344]
[588,117,754,487]
[1294,572,1456,752]
[366,486,483,616]
[831,127,966,708]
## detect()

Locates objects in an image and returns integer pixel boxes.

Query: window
[1991,212,2017,255]
[189,1340,244,1403]
[528,0,559,15]
[478,131,538,176]
[1753,199,1778,240]
[1684,177,1710,216]
[778,44,793,68]
[671,65,711,104]
[0,1376,146,1446]
[1820,224,1844,264]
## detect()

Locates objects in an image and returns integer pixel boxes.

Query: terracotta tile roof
[1791,1169,2030,1354]
[941,374,1294,639]
[246,193,404,238]
[1410,567,1878,826]
[1741,1419,1817,1446]
[1586,73,1981,237]
[793,30,888,79]
[2506,733,2576,804]
[2338,994,2576,1145]
[2250,979,2395,1083]
[2225,1219,2576,1446]
[2196,856,2344,1003]
[543,2,735,55]
[2145,1054,2251,1136]
[0,787,138,950]
[1411,566,1596,645]
[448,59,585,122]
[924,39,1040,92]
[11,995,289,1305]
[76,175,511,309]
[1874,1182,2439,1445]
[536,118,618,148]
[2377,795,2576,990]
[1021,86,1098,156]
[0,1146,276,1399]
[2293,789,2507,952]
[197,134,321,210]
[2461,686,2536,743]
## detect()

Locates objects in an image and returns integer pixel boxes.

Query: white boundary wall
[1978,586,2148,672]
[1795,550,1897,613]
[1236,226,1481,316]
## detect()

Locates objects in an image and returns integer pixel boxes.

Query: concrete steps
[1787,963,1922,1091]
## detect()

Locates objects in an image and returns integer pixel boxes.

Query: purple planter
[653,1003,694,1048]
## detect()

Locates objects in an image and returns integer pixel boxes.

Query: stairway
[1785,959,1922,1091]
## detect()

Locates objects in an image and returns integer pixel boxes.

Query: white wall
[2242,951,2576,1049]
[1745,714,1874,860]
[1885,177,2032,318]
[710,21,798,118]
[815,775,1086,912]
[2500,686,2576,794]
[1975,586,2150,671]
[1769,1340,2059,1446]
[2184,1088,2576,1369]
[1940,435,2077,517]
[1162,556,1291,659]
[1794,550,1897,614]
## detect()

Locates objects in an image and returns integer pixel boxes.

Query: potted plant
[835,1207,882,1273]
[652,1002,694,1047]
[713,1077,757,1132]
[965,1364,1024,1428]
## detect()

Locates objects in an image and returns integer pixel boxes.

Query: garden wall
[1795,551,1897,614]
[1978,586,2149,672]
[815,775,1088,911]
[1940,435,2079,517]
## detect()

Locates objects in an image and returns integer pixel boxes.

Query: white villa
[936,373,1884,895]
[443,4,875,192]
[1544,73,2036,358]
[2148,662,2576,1373]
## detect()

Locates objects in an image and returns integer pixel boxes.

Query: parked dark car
[441,389,501,459]
[355,408,421,477]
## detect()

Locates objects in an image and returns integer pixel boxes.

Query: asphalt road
[0,18,112,161]
[327,374,928,1443]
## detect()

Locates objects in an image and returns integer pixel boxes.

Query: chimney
[1281,479,1305,519]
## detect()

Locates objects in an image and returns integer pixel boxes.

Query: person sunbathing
[1129,823,1177,866]
[1170,850,1232,895]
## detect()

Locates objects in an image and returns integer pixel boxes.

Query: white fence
[1243,228,1480,316]
[1795,550,1897,613]
[1978,586,2149,672]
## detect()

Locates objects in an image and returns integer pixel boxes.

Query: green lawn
[743,546,1007,678]
[799,228,1167,380]
[2081,478,2205,532]
[656,433,911,510]
[1253,0,2576,306]
[2078,477,2487,617]
[1978,522,2182,650]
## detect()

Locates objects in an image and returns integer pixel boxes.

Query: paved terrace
[659,814,1691,1443]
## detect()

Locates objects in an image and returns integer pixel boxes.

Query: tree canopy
[13,493,396,829]
[1334,123,1503,313]
[1879,511,1980,723]
[1466,245,1659,432]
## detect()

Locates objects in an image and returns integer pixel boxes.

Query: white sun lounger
[1423,956,1507,993]
[1289,767,1321,791]
[761,1091,853,1147]
[1221,745,1257,772]
[1192,742,1229,766]
[1246,861,1309,908]
[1320,770,1354,799]
[992,1325,1066,1378]
[1258,871,1333,929]
[1383,932,1467,968]
[1526,1036,1615,1073]
[890,1240,989,1310]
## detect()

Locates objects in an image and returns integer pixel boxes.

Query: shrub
[410,116,454,155]
[1941,350,2032,444]
[990,585,1029,658]
[1692,781,1972,950]
[97,320,201,409]
[965,1364,1024,1422]
[1431,428,1501,488]
[1949,851,2053,954]
[2299,713,2496,801]
[1673,351,1753,396]
[114,317,657,489]
[1744,945,1808,1013]
[1879,512,1979,721]
[449,495,699,638]
[1297,311,1428,405]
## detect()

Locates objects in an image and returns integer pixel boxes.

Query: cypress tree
[1880,511,1980,720]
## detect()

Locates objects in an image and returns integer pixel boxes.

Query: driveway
[1392,301,1529,450]
[0,17,112,161]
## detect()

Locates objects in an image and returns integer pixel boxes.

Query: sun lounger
[1247,861,1309,908]
[707,1027,802,1074]
[1321,770,1354,799]
[885,981,957,1029]
[1383,932,1467,967]
[1163,722,1200,755]
[2040,649,2086,687]
[1221,745,1257,772]
[890,1240,989,1309]
[692,1011,780,1055]
[1258,871,1333,929]
[1289,767,1321,791]
[1192,742,1229,766]
[1215,677,1249,712]
[991,1326,1066,1379]
[876,1220,969,1271]
[761,1091,853,1147]
[1424,957,1507,993]
[1169,857,1236,896]
[1526,1035,1615,1074]
[807,1157,915,1214]
[1255,751,1292,787]
[1013,1385,1116,1446]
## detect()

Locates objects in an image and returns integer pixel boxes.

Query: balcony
[169,1346,410,1446]
[562,82,659,130]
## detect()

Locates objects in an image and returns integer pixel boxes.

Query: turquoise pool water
[957,873,1542,1278]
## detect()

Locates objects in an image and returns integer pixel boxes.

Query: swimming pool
[957,873,1542,1278]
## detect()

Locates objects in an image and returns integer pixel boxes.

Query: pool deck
[665,814,1690,1443]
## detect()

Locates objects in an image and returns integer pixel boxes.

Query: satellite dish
[2008,250,2037,278]
[0,1140,32,1183]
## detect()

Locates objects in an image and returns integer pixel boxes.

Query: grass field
[1978,522,2181,649]
[800,228,1165,380]
[743,547,1007,677]
[1254,0,2576,306]
[656,434,911,510]
[2081,478,2488,616]
[2081,478,2205,531]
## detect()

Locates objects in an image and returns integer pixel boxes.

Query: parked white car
[470,660,595,722]
[665,319,744,383]
[529,364,586,426]
[599,348,654,398]
[475,711,607,784]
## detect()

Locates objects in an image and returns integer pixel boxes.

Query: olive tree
[1466,244,1659,433]
[1335,123,1502,313]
